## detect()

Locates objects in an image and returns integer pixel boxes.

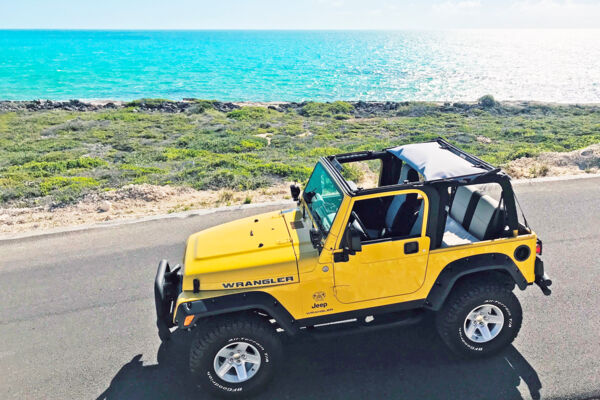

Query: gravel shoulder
[0,183,291,237]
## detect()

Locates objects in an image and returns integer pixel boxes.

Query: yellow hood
[184,210,297,274]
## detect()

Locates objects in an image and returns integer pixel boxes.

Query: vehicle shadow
[96,322,542,400]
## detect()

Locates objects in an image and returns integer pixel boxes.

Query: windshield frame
[302,161,346,236]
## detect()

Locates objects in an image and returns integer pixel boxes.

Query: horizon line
[1,27,599,31]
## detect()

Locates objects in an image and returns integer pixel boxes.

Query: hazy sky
[1,0,600,29]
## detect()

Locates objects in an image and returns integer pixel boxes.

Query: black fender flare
[154,260,181,342]
[174,291,299,335]
[425,253,528,311]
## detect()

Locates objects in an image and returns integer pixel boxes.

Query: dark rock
[213,102,240,113]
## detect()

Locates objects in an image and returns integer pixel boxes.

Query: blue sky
[1,0,599,29]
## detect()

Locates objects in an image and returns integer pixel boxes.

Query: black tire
[435,280,522,358]
[189,314,282,398]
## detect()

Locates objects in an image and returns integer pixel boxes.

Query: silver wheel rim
[213,342,262,383]
[463,304,504,343]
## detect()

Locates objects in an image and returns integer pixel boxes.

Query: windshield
[303,163,344,235]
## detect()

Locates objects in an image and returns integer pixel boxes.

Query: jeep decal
[222,276,295,289]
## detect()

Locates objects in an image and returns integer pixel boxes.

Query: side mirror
[344,227,362,254]
[309,228,323,250]
[290,184,301,202]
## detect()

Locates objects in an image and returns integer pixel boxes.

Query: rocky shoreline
[0,99,239,113]
[2,98,598,118]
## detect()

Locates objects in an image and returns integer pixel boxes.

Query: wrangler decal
[222,276,294,289]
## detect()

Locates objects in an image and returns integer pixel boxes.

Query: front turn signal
[184,315,195,327]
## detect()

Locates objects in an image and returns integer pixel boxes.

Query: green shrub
[301,101,354,117]
[11,157,107,177]
[118,164,165,176]
[341,164,364,182]
[39,176,99,195]
[240,138,267,150]
[125,98,174,107]
[188,100,217,114]
[0,181,41,203]
[478,95,497,109]
[257,163,312,181]
[38,176,101,204]
[227,107,273,121]
[509,148,539,160]
[307,147,342,157]
[161,148,202,161]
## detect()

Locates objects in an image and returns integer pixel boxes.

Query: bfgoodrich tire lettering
[189,314,282,398]
[435,280,523,358]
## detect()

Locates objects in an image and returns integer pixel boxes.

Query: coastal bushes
[227,107,277,121]
[125,98,174,107]
[301,101,354,118]
[14,157,107,176]
[28,176,101,205]
[478,95,497,108]
[0,101,599,207]
[188,100,218,114]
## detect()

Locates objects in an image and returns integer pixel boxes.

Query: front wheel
[435,280,523,358]
[189,314,283,398]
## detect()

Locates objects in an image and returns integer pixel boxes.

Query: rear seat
[442,186,503,247]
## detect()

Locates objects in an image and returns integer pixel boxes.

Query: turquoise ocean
[0,29,599,102]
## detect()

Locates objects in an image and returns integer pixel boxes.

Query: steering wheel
[351,211,370,240]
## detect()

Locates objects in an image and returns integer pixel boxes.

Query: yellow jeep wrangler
[154,138,551,397]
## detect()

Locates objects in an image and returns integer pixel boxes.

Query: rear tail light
[536,240,542,255]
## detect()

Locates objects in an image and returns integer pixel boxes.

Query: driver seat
[382,165,420,236]
[352,164,423,239]
[353,165,420,240]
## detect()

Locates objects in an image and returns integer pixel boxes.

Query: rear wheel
[435,280,522,358]
[189,314,282,398]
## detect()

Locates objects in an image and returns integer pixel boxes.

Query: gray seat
[442,185,503,247]
[470,193,502,239]
[382,165,419,235]
[350,164,424,240]
[408,202,425,236]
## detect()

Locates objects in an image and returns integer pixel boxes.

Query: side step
[302,310,424,340]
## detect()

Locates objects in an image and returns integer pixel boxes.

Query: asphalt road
[1,177,599,400]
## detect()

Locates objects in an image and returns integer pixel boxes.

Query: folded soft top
[386,141,492,181]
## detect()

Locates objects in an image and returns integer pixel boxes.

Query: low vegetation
[1,97,599,207]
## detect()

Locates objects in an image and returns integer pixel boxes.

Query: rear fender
[425,253,527,311]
